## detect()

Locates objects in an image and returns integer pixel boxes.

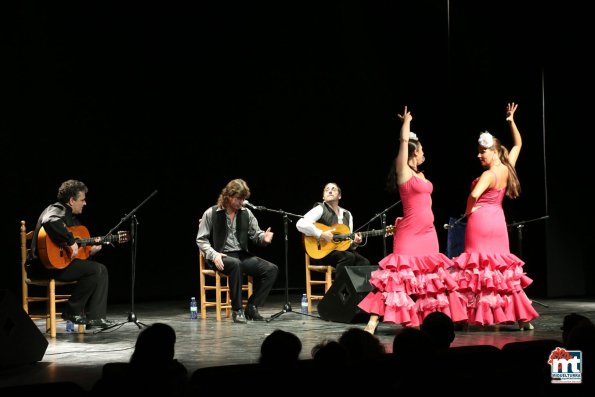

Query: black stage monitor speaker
[317,265,377,324]
[0,289,48,369]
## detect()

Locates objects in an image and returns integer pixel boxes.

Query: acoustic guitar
[37,225,130,269]
[303,222,394,259]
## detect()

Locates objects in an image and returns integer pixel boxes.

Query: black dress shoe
[61,311,87,324]
[232,309,247,324]
[86,318,117,329]
[244,304,264,321]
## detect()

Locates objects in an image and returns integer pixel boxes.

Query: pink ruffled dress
[451,173,539,325]
[358,174,468,327]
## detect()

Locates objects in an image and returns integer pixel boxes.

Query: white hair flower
[409,132,419,141]
[478,131,494,148]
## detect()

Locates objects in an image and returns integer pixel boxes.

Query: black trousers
[208,251,278,310]
[37,258,109,320]
[312,250,371,279]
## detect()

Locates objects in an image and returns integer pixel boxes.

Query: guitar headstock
[386,225,395,236]
[117,230,130,243]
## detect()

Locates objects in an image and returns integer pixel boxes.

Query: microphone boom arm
[355,200,401,233]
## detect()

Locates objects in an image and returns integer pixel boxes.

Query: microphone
[444,214,467,229]
[243,200,262,211]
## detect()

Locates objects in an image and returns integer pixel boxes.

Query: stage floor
[1,292,594,391]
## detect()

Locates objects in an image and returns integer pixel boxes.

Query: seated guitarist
[29,179,115,329]
[296,182,371,278]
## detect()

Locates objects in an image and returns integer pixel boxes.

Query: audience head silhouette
[421,311,455,350]
[311,340,348,364]
[338,327,385,362]
[130,322,177,367]
[94,323,187,396]
[565,317,595,352]
[259,329,302,367]
[564,318,595,393]
[392,327,433,358]
[561,313,590,346]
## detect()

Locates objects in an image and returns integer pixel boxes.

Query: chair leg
[215,273,222,321]
[45,300,52,334]
[22,282,29,314]
[224,276,231,318]
[305,258,313,314]
[247,277,253,298]
[200,273,207,320]
[49,280,56,338]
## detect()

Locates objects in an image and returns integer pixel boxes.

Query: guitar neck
[333,226,393,242]
[361,229,388,238]
[77,235,117,247]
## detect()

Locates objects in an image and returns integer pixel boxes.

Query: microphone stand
[249,204,314,322]
[96,190,158,333]
[381,214,387,257]
[355,200,401,257]
[444,213,467,230]
[508,215,550,309]
[355,200,401,233]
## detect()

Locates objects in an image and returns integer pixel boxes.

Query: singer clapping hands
[262,227,273,244]
[196,178,279,324]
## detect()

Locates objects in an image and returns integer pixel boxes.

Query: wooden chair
[198,251,253,321]
[304,252,335,314]
[20,220,84,337]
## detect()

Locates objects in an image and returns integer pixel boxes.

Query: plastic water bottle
[190,297,198,320]
[66,320,74,333]
[301,294,308,314]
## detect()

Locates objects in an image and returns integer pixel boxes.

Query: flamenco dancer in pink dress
[358,107,467,334]
[452,103,538,330]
